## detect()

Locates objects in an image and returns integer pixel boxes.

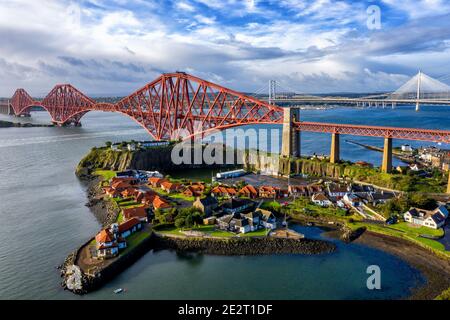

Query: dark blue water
[0,105,446,299]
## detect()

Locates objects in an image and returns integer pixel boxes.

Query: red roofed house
[258,186,280,199]
[95,229,119,259]
[136,190,156,205]
[103,186,121,198]
[211,186,237,198]
[160,181,182,194]
[122,206,150,222]
[288,185,309,197]
[111,177,138,185]
[148,177,167,188]
[183,186,202,197]
[111,181,132,192]
[238,185,258,199]
[118,218,142,238]
[121,187,138,198]
[153,196,172,210]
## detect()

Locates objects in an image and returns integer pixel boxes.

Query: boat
[113,288,123,294]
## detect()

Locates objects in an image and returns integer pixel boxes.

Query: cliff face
[76,144,238,176]
[244,154,446,193]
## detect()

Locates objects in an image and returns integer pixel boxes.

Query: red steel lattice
[295,121,450,144]
[7,72,450,143]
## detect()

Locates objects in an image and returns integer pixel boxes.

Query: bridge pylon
[330,133,340,164]
[281,107,300,158]
[381,137,393,173]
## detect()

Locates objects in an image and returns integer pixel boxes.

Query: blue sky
[1,0,450,96]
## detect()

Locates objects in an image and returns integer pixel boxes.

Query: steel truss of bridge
[5,71,450,146]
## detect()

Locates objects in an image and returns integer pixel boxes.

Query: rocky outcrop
[84,177,120,227]
[152,234,336,255]
[76,144,239,177]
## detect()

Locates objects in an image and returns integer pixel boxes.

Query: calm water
[0,105,448,300]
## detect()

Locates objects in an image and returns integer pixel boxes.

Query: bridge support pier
[381,137,393,173]
[415,102,420,112]
[281,107,300,158]
[330,133,340,164]
[447,173,450,194]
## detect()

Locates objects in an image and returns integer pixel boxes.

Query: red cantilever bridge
[6,72,450,181]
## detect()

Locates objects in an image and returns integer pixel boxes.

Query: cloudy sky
[1,0,450,97]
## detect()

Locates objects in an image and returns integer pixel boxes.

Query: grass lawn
[93,169,117,181]
[260,201,281,211]
[121,231,151,255]
[348,221,448,255]
[169,193,195,202]
[156,224,236,238]
[116,211,124,223]
[240,228,269,237]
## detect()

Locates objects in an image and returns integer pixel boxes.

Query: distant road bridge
[267,71,450,111]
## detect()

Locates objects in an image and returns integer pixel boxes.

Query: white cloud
[0,0,449,96]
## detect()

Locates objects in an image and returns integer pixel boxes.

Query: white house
[258,209,277,230]
[343,193,361,207]
[404,206,448,229]
[311,193,333,207]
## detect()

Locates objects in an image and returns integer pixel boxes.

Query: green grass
[260,201,281,211]
[121,231,151,255]
[116,211,124,223]
[348,221,448,256]
[169,193,195,202]
[156,224,236,238]
[240,228,269,237]
[93,169,117,181]
[436,287,450,300]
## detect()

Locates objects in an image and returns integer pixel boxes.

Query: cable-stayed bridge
[263,71,450,111]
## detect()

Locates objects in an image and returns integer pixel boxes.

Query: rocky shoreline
[355,231,450,300]
[0,119,54,128]
[152,233,336,256]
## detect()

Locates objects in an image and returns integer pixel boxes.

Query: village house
[217,214,234,231]
[258,186,279,198]
[148,177,167,188]
[404,206,448,229]
[152,195,172,210]
[117,217,143,238]
[343,193,361,207]
[95,229,119,259]
[257,209,277,230]
[242,211,261,231]
[121,187,138,198]
[122,206,150,222]
[136,190,156,205]
[103,186,121,198]
[370,191,395,205]
[311,193,333,207]
[211,186,237,198]
[160,181,182,194]
[327,183,349,198]
[238,184,258,199]
[183,185,203,197]
[307,185,324,195]
[288,185,309,197]
[193,196,218,216]
[221,198,255,215]
[232,217,251,233]
[111,180,134,193]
